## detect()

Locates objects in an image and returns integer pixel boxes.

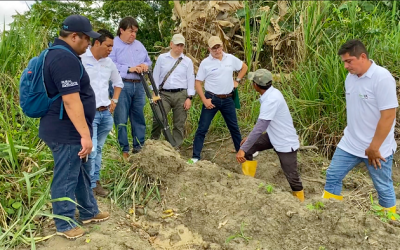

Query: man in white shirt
[323,40,398,216]
[236,69,304,202]
[81,29,124,197]
[188,36,248,163]
[151,34,195,147]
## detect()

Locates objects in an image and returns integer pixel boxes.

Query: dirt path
[23,139,400,249]
[34,200,154,250]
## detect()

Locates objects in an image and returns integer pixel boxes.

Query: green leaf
[12,202,22,209]
[5,207,15,214]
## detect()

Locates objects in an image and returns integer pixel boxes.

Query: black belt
[206,91,233,99]
[122,78,141,83]
[96,106,109,111]
[161,88,186,93]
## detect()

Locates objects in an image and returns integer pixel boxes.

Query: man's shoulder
[46,48,80,68]
[157,52,169,60]
[134,40,147,50]
[200,56,212,65]
[181,54,193,66]
[373,64,393,79]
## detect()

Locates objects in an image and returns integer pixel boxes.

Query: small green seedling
[369,194,400,222]
[225,222,252,244]
[258,183,274,194]
[307,201,325,211]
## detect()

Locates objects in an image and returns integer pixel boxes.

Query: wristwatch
[186,96,193,100]
[111,99,118,104]
[235,77,241,82]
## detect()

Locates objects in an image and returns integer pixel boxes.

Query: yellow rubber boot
[292,190,305,202]
[322,190,343,201]
[241,160,257,177]
[382,205,397,220]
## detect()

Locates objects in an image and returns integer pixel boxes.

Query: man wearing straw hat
[188,36,247,163]
[236,69,304,202]
[151,34,195,148]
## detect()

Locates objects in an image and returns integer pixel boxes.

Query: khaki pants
[151,90,187,147]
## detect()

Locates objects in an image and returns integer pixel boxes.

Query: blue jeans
[325,147,396,208]
[89,110,114,188]
[44,141,99,232]
[110,81,146,152]
[192,92,242,159]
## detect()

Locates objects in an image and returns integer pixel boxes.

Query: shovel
[139,71,176,147]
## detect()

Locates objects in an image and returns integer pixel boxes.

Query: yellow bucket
[241,160,257,177]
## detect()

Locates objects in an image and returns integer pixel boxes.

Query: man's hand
[139,63,149,72]
[129,66,143,73]
[234,80,239,88]
[240,137,247,146]
[184,98,192,110]
[203,98,215,109]
[236,149,246,163]
[79,136,93,158]
[365,146,386,169]
[110,100,117,114]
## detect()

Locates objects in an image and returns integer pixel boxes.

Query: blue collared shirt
[109,36,152,80]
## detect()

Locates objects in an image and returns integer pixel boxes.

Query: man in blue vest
[39,15,109,239]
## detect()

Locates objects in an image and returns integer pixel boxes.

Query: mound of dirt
[130,140,400,250]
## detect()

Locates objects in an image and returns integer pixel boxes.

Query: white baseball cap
[171,34,185,45]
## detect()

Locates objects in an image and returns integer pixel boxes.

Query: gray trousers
[151,90,188,147]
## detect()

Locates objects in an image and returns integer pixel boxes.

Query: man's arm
[195,80,214,109]
[109,63,124,113]
[152,57,162,89]
[237,62,248,80]
[187,60,195,96]
[236,119,270,163]
[62,93,92,157]
[233,62,248,88]
[365,108,396,168]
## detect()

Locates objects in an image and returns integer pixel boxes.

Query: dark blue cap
[62,15,100,38]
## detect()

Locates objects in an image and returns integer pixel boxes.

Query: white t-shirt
[259,86,300,152]
[196,52,243,94]
[338,61,398,158]
[81,49,124,108]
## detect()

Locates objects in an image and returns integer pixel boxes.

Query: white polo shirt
[81,49,124,108]
[259,86,299,152]
[338,61,398,158]
[196,52,243,94]
[152,51,195,96]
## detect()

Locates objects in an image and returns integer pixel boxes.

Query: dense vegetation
[0,1,399,248]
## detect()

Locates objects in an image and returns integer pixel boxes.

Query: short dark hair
[254,81,272,90]
[117,17,139,36]
[59,30,84,38]
[338,39,368,59]
[91,29,114,46]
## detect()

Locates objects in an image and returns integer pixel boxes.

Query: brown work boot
[122,152,129,159]
[56,226,85,239]
[93,181,109,197]
[81,211,110,224]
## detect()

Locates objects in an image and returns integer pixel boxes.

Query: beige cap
[171,34,185,45]
[208,36,223,48]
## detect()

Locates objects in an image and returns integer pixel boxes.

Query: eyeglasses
[211,45,222,51]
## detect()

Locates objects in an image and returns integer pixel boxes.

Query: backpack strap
[46,45,84,119]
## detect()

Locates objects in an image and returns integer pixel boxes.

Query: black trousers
[245,133,303,191]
